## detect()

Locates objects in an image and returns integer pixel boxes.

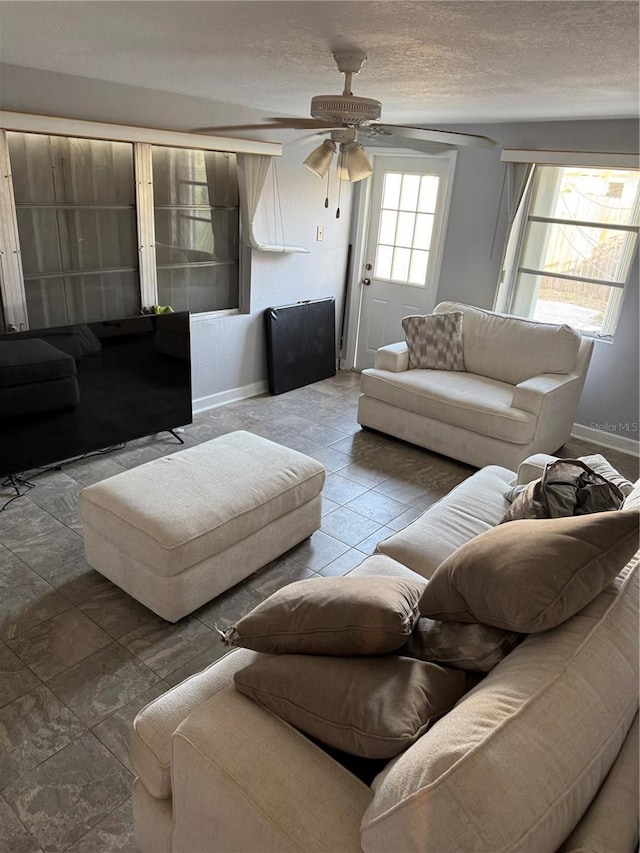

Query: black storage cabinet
[264,298,336,395]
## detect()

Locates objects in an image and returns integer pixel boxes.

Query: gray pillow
[234,654,470,758]
[219,576,424,655]
[398,617,523,672]
[401,312,464,371]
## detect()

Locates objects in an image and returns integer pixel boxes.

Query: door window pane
[417,176,439,213]
[379,210,398,244]
[395,212,416,248]
[408,250,430,286]
[374,245,393,280]
[414,214,434,250]
[391,247,411,281]
[382,173,401,208]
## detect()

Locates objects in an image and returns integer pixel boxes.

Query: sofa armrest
[171,687,372,853]
[512,372,580,415]
[374,342,409,372]
[517,453,558,485]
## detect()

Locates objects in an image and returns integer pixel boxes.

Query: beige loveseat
[130,455,639,853]
[357,302,594,470]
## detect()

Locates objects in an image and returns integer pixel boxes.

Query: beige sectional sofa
[131,453,639,853]
[357,302,594,470]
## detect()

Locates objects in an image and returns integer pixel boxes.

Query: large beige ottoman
[79,430,325,621]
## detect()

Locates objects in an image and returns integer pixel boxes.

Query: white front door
[352,153,456,370]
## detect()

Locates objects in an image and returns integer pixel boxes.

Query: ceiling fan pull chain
[324,168,330,208]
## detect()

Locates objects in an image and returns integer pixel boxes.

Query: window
[152,146,239,313]
[8,133,140,328]
[0,131,240,331]
[499,165,640,337]
[374,172,440,286]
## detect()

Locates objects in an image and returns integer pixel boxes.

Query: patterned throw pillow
[401,312,464,370]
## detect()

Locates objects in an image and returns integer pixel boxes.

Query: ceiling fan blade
[376,125,498,149]
[191,118,337,134]
[289,132,329,147]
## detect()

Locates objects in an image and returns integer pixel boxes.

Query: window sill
[189,308,241,323]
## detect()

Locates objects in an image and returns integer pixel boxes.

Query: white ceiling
[0,0,638,128]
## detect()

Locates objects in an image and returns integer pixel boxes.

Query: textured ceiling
[0,0,638,126]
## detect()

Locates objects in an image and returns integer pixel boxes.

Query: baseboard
[571,423,640,458]
[193,380,268,414]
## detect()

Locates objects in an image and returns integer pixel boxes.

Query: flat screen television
[0,312,193,479]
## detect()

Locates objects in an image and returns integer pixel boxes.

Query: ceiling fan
[194,50,498,182]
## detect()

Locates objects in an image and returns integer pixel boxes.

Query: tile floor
[0,370,637,852]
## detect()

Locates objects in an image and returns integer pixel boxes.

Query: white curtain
[506,162,534,223]
[236,153,308,253]
[493,162,535,311]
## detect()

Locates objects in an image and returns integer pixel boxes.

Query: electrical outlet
[316,225,324,241]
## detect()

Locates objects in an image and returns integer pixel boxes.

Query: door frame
[342,148,457,370]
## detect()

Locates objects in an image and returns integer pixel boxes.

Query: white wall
[0,64,353,405]
[431,119,639,442]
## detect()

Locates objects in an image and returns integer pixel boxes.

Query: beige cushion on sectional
[558,712,639,853]
[376,463,515,577]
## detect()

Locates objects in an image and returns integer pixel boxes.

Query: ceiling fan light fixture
[303,138,337,178]
[338,141,373,182]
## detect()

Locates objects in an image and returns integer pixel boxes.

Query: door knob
[362,278,371,286]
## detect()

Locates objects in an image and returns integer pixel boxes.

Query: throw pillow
[234,654,470,759]
[397,617,523,672]
[219,576,424,655]
[419,510,639,633]
[401,312,464,371]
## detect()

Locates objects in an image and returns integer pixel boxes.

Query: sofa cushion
[234,654,470,759]
[361,558,639,853]
[402,312,464,371]
[360,368,537,444]
[220,576,424,655]
[434,301,581,385]
[397,618,523,673]
[376,464,515,579]
[419,510,640,632]
[558,712,639,853]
